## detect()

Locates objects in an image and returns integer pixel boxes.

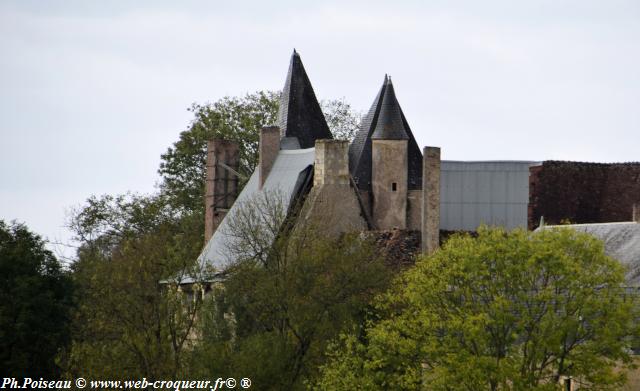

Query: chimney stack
[205,139,240,245]
[634,203,639,223]
[314,139,350,186]
[421,146,440,255]
[260,126,280,189]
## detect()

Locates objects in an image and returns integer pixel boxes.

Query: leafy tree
[320,98,361,141]
[0,220,73,377]
[316,227,639,391]
[188,190,391,389]
[64,195,202,378]
[159,92,279,212]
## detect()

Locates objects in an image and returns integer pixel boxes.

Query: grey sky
[1,0,639,260]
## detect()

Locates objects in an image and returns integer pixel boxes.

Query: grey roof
[541,222,640,286]
[349,76,423,191]
[198,147,316,271]
[371,78,409,140]
[276,50,333,149]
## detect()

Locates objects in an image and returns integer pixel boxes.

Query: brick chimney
[421,146,440,255]
[204,139,240,245]
[260,126,280,189]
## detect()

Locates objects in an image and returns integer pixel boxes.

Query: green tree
[189,191,391,389]
[320,98,361,141]
[159,92,279,212]
[0,220,73,377]
[317,227,639,391]
[64,195,202,378]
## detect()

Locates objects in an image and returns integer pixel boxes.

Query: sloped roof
[371,78,409,140]
[541,222,640,286]
[349,76,423,191]
[276,50,333,149]
[198,147,316,271]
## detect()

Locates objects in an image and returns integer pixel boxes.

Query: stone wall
[422,147,440,254]
[407,190,422,230]
[299,140,367,235]
[528,161,640,229]
[372,139,408,229]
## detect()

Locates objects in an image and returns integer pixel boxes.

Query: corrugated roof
[277,50,333,149]
[540,222,640,286]
[349,76,423,190]
[198,147,316,270]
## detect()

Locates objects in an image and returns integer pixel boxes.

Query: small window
[392,182,397,191]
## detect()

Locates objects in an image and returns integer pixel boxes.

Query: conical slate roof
[349,76,423,191]
[371,78,409,140]
[276,50,333,149]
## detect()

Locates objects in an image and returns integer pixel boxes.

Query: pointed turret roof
[349,76,423,191]
[276,50,333,149]
[371,77,409,140]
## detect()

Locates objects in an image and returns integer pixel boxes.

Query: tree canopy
[64,194,202,378]
[316,227,639,391]
[0,220,73,377]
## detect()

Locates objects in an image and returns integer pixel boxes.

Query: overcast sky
[1,0,639,260]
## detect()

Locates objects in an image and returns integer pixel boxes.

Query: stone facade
[372,139,408,229]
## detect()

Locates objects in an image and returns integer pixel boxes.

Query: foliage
[0,220,73,377]
[63,195,203,378]
[320,98,361,141]
[159,92,279,212]
[316,227,639,391]
[188,191,391,390]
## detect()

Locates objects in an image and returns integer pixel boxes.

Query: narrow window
[392,182,397,191]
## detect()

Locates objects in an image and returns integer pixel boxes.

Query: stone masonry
[422,146,440,255]
[205,139,240,244]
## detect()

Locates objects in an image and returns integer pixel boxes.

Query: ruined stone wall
[528,161,640,229]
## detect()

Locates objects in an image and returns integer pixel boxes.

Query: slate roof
[540,222,640,286]
[371,78,409,140]
[198,148,316,271]
[349,76,423,191]
[277,50,333,149]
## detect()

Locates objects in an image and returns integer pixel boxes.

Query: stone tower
[371,77,409,229]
